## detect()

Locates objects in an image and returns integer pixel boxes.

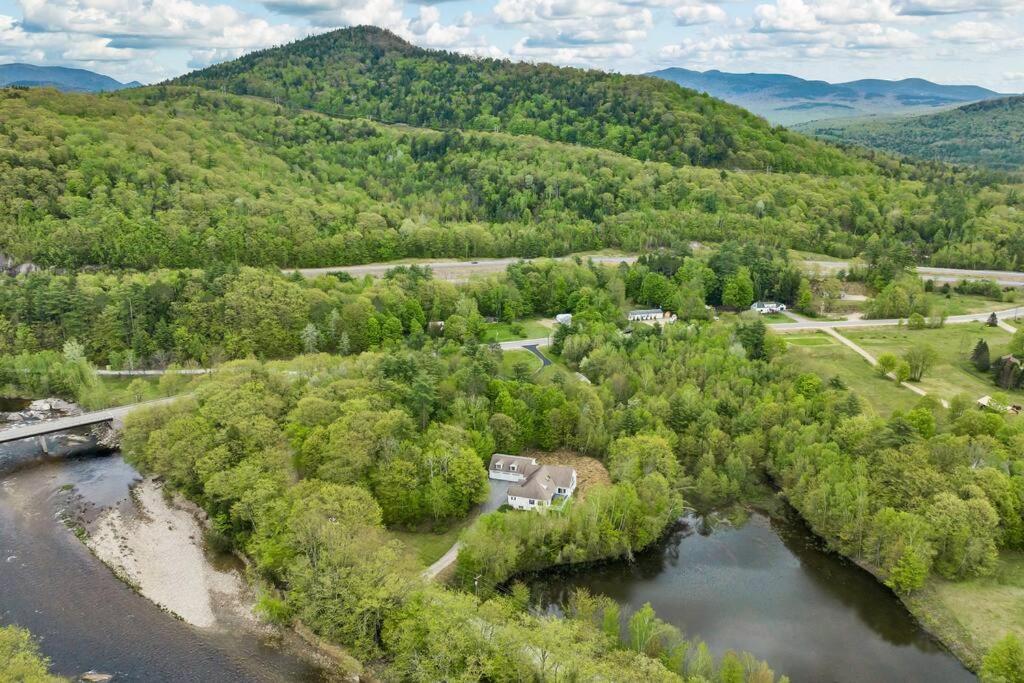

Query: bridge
[0,397,179,445]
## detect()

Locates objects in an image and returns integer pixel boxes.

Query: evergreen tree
[971,339,991,372]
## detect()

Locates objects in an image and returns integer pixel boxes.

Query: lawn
[842,324,1024,405]
[784,334,836,347]
[909,551,1024,669]
[922,291,1012,316]
[77,374,203,410]
[784,333,920,415]
[388,523,468,568]
[500,349,542,377]
[481,319,552,343]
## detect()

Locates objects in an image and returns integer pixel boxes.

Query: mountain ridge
[171,25,871,176]
[0,63,138,92]
[646,67,1009,125]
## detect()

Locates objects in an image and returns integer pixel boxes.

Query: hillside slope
[647,67,1006,125]
[171,26,868,176]
[796,96,1024,170]
[0,63,138,92]
[1,86,1022,271]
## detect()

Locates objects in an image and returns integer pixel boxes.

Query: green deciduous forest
[4,23,1024,680]
[1,84,1022,270]
[799,96,1024,172]
[173,26,861,176]
[93,255,1022,676]
[119,339,788,681]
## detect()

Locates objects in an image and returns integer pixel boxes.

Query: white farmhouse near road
[627,308,677,323]
[488,454,577,511]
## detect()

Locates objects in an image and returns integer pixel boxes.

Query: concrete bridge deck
[0,397,179,444]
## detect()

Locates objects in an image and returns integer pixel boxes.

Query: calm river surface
[0,445,325,682]
[530,508,975,683]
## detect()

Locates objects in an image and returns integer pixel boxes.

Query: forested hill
[171,26,868,176]
[2,86,1022,271]
[797,96,1024,171]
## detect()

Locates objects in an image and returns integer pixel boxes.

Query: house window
[510,464,517,472]
[529,499,535,505]
[494,463,502,469]
[557,487,565,494]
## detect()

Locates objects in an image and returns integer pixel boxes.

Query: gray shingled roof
[488,454,539,477]
[509,464,575,502]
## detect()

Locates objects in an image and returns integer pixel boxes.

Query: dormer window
[494,463,502,470]
[510,464,517,472]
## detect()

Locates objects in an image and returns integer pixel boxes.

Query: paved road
[283,252,1024,289]
[0,397,180,444]
[286,254,638,282]
[768,306,1024,332]
[803,260,1024,288]
[496,306,1024,351]
[96,368,211,377]
[423,479,513,580]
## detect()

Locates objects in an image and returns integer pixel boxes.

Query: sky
[0,0,1022,90]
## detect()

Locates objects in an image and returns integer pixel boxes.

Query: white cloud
[933,20,1011,42]
[894,0,1020,15]
[753,0,821,32]
[511,37,635,65]
[18,0,306,51]
[673,3,728,26]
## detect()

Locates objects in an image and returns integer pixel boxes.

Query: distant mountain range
[646,68,1010,125]
[0,64,139,92]
[794,95,1024,171]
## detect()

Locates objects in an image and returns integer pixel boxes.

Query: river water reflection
[0,450,325,682]
[530,508,975,683]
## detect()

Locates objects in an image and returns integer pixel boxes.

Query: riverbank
[527,500,973,682]
[86,477,252,629]
[0,452,328,681]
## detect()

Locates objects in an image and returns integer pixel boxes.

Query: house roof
[628,309,663,316]
[509,464,575,502]
[488,454,539,477]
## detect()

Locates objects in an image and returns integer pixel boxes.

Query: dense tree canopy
[2,85,1022,270]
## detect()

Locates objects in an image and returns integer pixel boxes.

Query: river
[530,507,975,683]
[0,430,326,682]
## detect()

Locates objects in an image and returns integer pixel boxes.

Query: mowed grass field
[922,291,1015,316]
[783,333,920,415]
[481,319,552,343]
[842,324,1024,405]
[910,551,1024,669]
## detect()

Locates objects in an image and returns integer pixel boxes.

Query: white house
[488,454,577,511]
[751,301,786,314]
[627,308,677,323]
[555,313,573,326]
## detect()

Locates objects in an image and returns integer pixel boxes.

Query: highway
[802,260,1024,288]
[283,253,1024,289]
[285,254,639,282]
